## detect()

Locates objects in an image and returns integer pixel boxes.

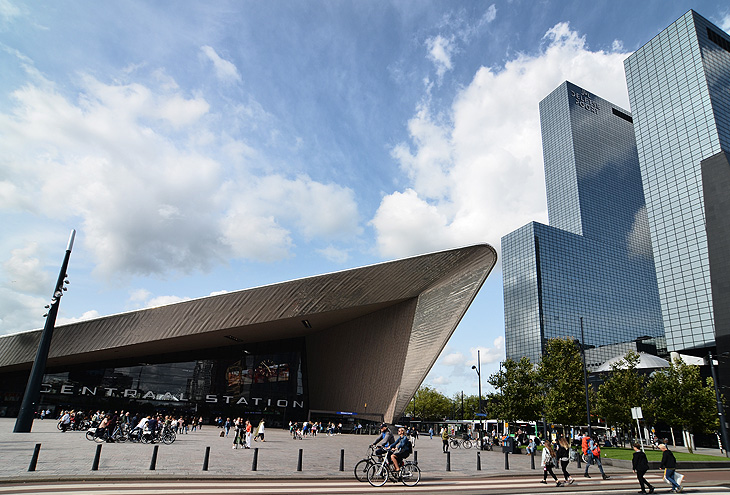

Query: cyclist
[371,424,395,456]
[390,427,413,475]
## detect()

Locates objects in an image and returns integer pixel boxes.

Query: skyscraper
[502,82,665,365]
[624,10,730,358]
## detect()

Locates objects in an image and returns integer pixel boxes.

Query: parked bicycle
[449,435,472,449]
[366,454,420,487]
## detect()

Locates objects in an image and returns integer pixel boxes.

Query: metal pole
[14,230,76,433]
[580,317,592,438]
[709,352,730,458]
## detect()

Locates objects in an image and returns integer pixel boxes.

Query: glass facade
[624,10,730,353]
[0,338,307,426]
[503,82,665,364]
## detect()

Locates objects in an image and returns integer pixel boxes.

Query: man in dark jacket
[659,444,681,492]
[632,443,654,493]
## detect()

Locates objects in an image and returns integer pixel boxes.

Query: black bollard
[297,448,303,471]
[28,443,41,472]
[414,450,418,463]
[203,446,210,471]
[504,451,509,470]
[339,449,344,471]
[576,450,582,469]
[149,445,159,470]
[92,444,102,471]
[446,451,451,471]
[252,448,258,471]
[477,451,481,471]
[531,450,535,470]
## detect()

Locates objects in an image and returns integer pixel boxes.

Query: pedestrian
[659,444,682,492]
[541,442,561,486]
[557,437,574,484]
[232,418,244,449]
[583,434,610,479]
[224,417,231,437]
[429,427,434,439]
[245,419,252,448]
[632,443,655,494]
[255,419,265,442]
[441,426,449,453]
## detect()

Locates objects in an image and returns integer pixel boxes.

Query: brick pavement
[0,418,605,481]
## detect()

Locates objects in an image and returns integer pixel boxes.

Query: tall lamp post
[472,349,483,448]
[14,230,75,433]
[580,317,592,438]
[708,352,729,458]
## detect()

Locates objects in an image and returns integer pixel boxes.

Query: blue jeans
[584,452,606,476]
[665,469,681,490]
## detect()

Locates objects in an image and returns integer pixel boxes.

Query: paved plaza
[0,418,606,482]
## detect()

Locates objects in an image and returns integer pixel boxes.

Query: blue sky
[1,0,728,398]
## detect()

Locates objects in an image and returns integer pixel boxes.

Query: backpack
[581,436,590,454]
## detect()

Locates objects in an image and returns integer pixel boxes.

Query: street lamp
[472,349,483,448]
[708,352,729,458]
[14,230,76,433]
[580,317,592,438]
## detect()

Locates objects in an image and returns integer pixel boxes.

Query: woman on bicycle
[390,427,413,475]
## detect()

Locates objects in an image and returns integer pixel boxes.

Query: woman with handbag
[541,442,562,486]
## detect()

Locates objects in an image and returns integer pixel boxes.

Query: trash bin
[502,436,515,454]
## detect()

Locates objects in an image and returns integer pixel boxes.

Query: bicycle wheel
[162,432,176,445]
[366,464,388,487]
[400,462,421,487]
[85,429,97,441]
[353,459,372,482]
[450,438,460,449]
[462,439,473,449]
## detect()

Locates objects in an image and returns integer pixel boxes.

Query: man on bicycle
[371,424,395,456]
[390,427,413,474]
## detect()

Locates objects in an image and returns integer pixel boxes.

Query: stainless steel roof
[0,244,497,419]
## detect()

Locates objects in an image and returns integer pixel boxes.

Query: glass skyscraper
[502,82,665,364]
[624,10,730,355]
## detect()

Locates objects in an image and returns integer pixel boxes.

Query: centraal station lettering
[40,383,304,409]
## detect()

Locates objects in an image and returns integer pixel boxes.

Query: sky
[1,0,729,399]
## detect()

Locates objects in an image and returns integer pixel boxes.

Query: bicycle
[366,454,420,487]
[354,445,382,482]
[449,436,473,449]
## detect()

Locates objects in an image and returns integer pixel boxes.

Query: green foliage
[595,351,646,431]
[646,356,719,436]
[539,337,586,426]
[486,356,542,423]
[411,385,452,421]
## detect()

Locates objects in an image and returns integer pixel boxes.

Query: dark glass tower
[624,10,730,356]
[502,82,665,365]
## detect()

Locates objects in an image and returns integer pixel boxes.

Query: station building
[0,244,496,428]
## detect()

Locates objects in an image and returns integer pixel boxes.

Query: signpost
[631,406,644,451]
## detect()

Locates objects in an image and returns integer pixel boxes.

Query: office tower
[624,10,730,360]
[502,81,665,365]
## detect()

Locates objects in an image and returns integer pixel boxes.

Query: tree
[411,385,452,421]
[539,337,586,428]
[647,356,719,453]
[486,357,542,424]
[595,350,647,439]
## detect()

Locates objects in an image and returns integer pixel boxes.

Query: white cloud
[0,0,21,22]
[201,45,242,83]
[482,4,497,24]
[2,242,51,294]
[0,70,361,281]
[57,310,100,325]
[719,13,730,33]
[316,245,350,264]
[372,22,630,260]
[0,288,45,334]
[426,35,455,80]
[432,376,451,386]
[145,295,191,308]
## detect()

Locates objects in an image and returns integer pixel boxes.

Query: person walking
[659,444,682,492]
[583,434,610,479]
[541,442,561,486]
[441,426,449,453]
[232,418,244,449]
[557,437,574,484]
[245,419,252,449]
[255,419,265,442]
[632,443,655,494]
